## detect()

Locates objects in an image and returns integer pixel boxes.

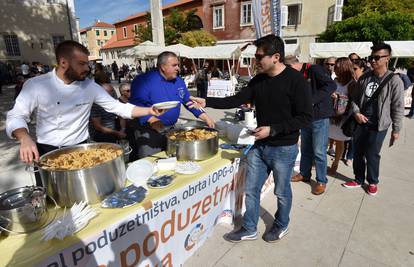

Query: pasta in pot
[42,148,122,170]
[167,128,217,141]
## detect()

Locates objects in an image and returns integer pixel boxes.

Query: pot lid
[0,186,45,210]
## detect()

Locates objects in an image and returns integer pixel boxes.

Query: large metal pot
[39,143,126,207]
[0,186,48,235]
[166,126,219,161]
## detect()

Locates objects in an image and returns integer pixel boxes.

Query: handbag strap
[362,72,394,109]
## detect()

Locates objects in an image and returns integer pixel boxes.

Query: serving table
[0,147,243,267]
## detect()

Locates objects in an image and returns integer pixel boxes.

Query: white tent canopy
[163,43,194,58]
[188,44,242,59]
[384,41,414,58]
[309,42,373,58]
[241,44,300,58]
[121,40,163,58]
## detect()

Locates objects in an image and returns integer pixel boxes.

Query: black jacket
[206,67,313,147]
[306,64,336,120]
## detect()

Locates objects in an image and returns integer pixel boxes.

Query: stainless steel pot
[166,126,219,161]
[0,186,48,235]
[38,143,126,207]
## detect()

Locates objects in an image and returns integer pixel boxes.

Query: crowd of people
[3,36,412,245]
[189,37,408,243]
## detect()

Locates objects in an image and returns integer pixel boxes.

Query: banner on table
[39,161,240,267]
[252,0,282,38]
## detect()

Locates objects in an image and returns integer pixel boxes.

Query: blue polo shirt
[130,70,202,126]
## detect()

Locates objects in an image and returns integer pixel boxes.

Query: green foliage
[319,11,414,42]
[133,8,215,46]
[342,0,414,19]
[134,12,152,43]
[179,31,217,47]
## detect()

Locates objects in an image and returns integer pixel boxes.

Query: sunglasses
[325,63,335,66]
[368,55,389,62]
[254,54,270,61]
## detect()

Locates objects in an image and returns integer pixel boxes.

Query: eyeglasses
[254,54,269,61]
[325,63,335,66]
[368,55,389,62]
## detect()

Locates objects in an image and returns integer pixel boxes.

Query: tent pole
[236,56,241,76]
[393,57,398,68]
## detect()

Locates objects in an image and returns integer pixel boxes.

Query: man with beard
[188,35,313,243]
[6,41,163,186]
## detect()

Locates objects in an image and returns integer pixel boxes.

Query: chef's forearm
[12,128,30,141]
[131,106,151,118]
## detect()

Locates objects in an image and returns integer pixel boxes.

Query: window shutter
[281,5,288,27]
[334,0,343,21]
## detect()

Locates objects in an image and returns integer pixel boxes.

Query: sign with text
[39,162,239,267]
[207,80,235,98]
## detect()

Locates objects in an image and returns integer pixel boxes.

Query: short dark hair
[371,43,392,55]
[254,34,285,63]
[157,51,178,68]
[55,40,89,63]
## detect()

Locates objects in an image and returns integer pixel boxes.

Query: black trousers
[127,124,167,162]
[35,140,87,186]
[352,125,387,185]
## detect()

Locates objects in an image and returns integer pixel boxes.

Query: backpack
[300,63,311,79]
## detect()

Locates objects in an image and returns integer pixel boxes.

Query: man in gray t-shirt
[343,43,404,196]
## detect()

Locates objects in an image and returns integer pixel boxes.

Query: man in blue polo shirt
[129,51,215,160]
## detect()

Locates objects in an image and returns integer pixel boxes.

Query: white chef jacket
[6,69,135,146]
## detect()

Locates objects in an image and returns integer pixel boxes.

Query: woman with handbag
[328,58,356,175]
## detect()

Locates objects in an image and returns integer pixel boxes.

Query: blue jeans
[352,124,387,185]
[299,118,329,184]
[243,143,298,232]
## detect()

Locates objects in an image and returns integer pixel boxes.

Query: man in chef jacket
[6,40,163,185]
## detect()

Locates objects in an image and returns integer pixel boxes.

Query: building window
[213,5,224,29]
[240,57,251,68]
[52,35,65,48]
[96,30,100,36]
[327,5,335,26]
[123,27,127,38]
[240,2,253,26]
[285,39,297,44]
[104,30,107,36]
[99,50,102,57]
[287,4,302,26]
[111,51,115,59]
[111,30,115,35]
[3,35,21,56]
[97,40,101,46]
[134,24,138,36]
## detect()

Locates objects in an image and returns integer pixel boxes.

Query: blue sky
[75,0,176,28]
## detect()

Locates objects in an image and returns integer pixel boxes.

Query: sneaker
[263,225,289,243]
[367,184,378,196]
[405,114,413,118]
[225,227,257,243]
[342,180,362,188]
